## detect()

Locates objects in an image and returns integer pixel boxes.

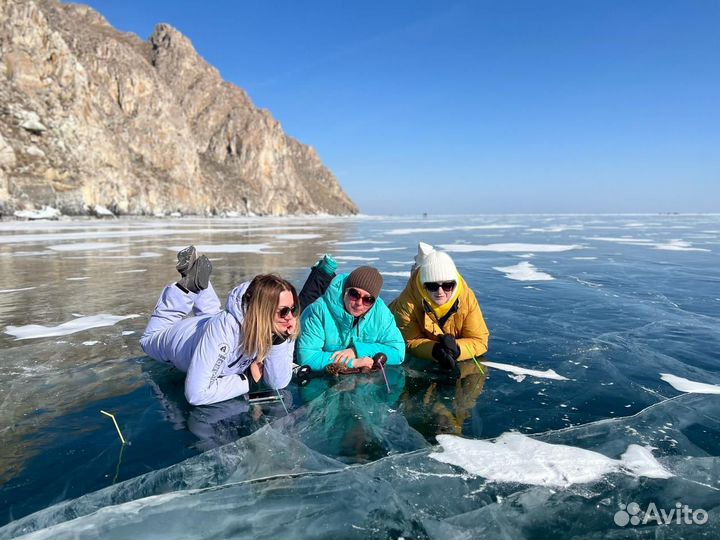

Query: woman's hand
[331,348,357,365]
[284,316,297,335]
[250,361,263,383]
[351,357,374,369]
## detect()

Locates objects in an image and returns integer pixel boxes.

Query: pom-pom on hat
[416,243,458,283]
[345,266,383,299]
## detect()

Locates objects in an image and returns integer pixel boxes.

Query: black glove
[439,334,460,359]
[432,335,460,371]
[432,344,455,371]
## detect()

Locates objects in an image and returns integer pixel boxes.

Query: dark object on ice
[326,363,371,376]
[293,364,315,386]
[372,352,387,370]
[325,353,389,376]
[247,389,282,404]
[177,255,212,294]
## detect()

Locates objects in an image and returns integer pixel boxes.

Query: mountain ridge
[0,0,359,216]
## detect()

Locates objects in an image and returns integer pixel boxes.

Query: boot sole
[176,245,197,275]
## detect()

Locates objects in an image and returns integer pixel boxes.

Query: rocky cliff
[0,0,359,216]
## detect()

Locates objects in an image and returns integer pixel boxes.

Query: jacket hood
[225,281,252,324]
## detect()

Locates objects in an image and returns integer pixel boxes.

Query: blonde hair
[242,274,300,363]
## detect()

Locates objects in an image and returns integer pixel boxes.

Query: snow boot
[177,255,212,294]
[176,245,197,276]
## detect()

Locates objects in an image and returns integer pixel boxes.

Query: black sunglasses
[276,305,298,319]
[424,281,456,293]
[346,287,376,306]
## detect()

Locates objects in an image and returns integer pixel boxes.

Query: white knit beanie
[413,241,435,270]
[416,242,458,283]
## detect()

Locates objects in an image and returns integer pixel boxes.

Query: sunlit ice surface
[0,214,718,539]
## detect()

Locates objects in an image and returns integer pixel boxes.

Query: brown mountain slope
[0,0,358,216]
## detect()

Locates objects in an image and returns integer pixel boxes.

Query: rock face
[0,0,358,216]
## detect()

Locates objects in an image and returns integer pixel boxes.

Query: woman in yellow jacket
[389,242,489,370]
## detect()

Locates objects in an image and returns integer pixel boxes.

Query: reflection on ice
[3,392,718,540]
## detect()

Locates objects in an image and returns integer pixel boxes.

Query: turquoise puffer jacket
[297,273,406,371]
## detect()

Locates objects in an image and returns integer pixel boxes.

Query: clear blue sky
[78,0,719,214]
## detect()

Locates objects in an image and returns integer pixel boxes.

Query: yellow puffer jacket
[389,270,489,361]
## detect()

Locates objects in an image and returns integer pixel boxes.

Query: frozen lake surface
[0,214,718,539]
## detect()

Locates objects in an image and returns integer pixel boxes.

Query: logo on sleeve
[208,343,230,387]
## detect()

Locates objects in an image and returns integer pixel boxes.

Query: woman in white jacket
[140,246,299,406]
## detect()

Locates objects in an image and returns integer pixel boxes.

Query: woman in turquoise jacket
[297,266,405,371]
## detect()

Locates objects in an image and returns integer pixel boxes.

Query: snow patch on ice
[527,225,584,233]
[122,331,135,336]
[13,206,61,220]
[0,286,36,293]
[93,205,115,217]
[84,252,162,260]
[654,240,710,252]
[585,237,654,244]
[48,242,128,252]
[82,340,100,346]
[660,373,720,394]
[5,314,140,340]
[586,237,710,252]
[385,224,520,235]
[274,234,322,240]
[334,256,380,262]
[430,432,672,487]
[481,361,569,381]
[381,271,411,278]
[440,243,582,253]
[167,244,273,254]
[493,262,554,281]
[332,240,391,245]
[336,247,406,253]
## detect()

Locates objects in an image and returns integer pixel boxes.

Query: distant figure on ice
[140,246,299,406]
[297,265,405,372]
[389,242,489,372]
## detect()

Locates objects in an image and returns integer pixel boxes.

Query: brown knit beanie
[345,266,383,299]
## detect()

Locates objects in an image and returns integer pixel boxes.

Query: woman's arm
[456,294,490,360]
[393,301,437,360]
[262,338,294,389]
[353,306,407,365]
[184,315,250,406]
[296,305,335,370]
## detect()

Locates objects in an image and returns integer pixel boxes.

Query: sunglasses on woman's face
[424,281,456,293]
[276,305,297,319]
[346,287,376,306]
